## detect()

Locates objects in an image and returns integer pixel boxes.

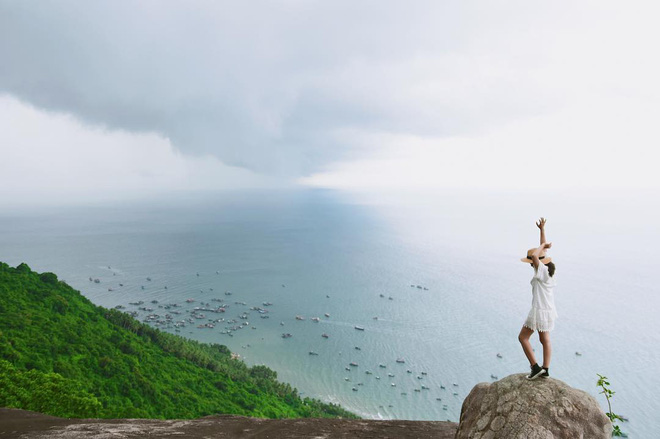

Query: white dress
[523,263,558,332]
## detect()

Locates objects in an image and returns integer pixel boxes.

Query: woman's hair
[547,262,556,277]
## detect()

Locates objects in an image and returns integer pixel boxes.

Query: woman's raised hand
[536,217,546,229]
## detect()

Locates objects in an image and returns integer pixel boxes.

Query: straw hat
[520,248,552,264]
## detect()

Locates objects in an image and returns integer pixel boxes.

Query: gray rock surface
[0,408,458,439]
[455,374,612,439]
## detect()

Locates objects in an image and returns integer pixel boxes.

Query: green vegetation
[0,262,356,419]
[596,374,626,437]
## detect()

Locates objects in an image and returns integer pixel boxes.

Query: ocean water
[1,189,657,437]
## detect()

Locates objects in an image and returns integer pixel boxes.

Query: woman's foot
[539,367,549,378]
[526,363,545,380]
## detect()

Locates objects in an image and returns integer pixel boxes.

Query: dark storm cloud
[0,1,561,175]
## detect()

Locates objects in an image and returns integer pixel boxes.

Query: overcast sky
[1,1,659,203]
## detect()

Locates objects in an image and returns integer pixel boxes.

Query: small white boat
[354,326,365,331]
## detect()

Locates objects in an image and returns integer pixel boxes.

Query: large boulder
[455,374,611,439]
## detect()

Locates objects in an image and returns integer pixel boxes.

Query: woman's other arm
[531,242,552,268]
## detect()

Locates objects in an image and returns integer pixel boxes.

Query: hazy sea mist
[1,188,656,437]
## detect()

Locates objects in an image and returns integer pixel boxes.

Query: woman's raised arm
[536,217,547,245]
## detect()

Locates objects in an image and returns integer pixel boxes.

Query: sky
[1,0,659,204]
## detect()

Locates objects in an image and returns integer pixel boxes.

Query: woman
[518,217,557,380]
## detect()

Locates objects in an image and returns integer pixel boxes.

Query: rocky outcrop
[0,408,458,439]
[455,374,611,439]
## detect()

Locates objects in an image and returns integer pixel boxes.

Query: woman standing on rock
[518,217,557,380]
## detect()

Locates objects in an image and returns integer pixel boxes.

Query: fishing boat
[396,358,405,363]
[322,333,329,338]
[354,325,365,331]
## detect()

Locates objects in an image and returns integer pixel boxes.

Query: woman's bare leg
[518,326,537,366]
[538,331,552,368]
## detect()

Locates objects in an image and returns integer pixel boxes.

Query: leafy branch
[596,374,626,437]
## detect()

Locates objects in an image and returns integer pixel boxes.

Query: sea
[1,188,657,437]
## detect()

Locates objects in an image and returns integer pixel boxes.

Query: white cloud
[300,96,660,191]
[0,95,281,205]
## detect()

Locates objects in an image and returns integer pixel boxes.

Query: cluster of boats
[101,271,463,413]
